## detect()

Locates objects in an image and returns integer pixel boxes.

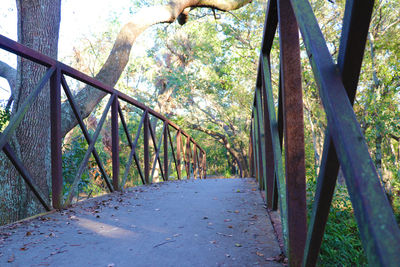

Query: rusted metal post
[186,136,191,179]
[261,71,276,208]
[199,151,204,179]
[164,123,169,181]
[193,144,198,179]
[252,110,260,185]
[278,0,307,264]
[251,115,259,182]
[255,90,266,191]
[50,66,62,209]
[111,97,120,191]
[249,122,254,177]
[203,152,207,179]
[144,111,150,184]
[177,130,182,179]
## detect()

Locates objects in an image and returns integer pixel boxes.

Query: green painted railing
[249,0,400,266]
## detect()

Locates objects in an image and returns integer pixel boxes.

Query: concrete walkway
[0,178,282,267]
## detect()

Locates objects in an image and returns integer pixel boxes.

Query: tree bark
[0,0,61,225]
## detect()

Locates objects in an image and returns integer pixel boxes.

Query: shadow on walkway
[0,178,282,267]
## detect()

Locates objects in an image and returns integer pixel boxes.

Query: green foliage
[62,133,104,198]
[0,107,10,131]
[307,181,367,265]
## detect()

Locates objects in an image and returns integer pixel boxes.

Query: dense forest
[0,0,399,265]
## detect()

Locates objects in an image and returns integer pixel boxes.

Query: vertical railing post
[253,110,260,185]
[186,136,191,179]
[261,71,276,208]
[177,130,182,179]
[202,151,207,179]
[199,151,203,179]
[144,110,150,184]
[255,93,266,191]
[249,122,254,177]
[251,115,259,183]
[50,65,62,209]
[164,122,169,181]
[278,0,307,265]
[193,144,198,179]
[111,96,120,191]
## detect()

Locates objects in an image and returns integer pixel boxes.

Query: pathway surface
[0,178,282,266]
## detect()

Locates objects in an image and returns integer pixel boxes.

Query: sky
[0,0,139,101]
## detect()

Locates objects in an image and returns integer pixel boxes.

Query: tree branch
[0,60,17,109]
[60,0,253,136]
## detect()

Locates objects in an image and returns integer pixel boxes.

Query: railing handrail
[0,35,204,150]
[250,0,400,266]
[0,33,206,215]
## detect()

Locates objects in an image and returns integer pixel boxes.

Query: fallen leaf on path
[266,253,287,263]
[252,188,257,191]
[7,254,15,262]
[20,247,28,251]
[256,251,264,257]
[228,225,233,228]
[26,231,32,236]
[216,232,232,237]
[234,210,240,214]
[235,243,242,247]
[48,232,56,237]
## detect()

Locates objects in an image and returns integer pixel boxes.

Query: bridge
[0,0,400,266]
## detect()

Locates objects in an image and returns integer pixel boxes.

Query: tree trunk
[0,0,61,225]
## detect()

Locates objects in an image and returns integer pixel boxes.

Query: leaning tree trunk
[60,0,252,137]
[0,0,61,225]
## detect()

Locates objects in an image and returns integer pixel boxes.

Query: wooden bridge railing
[0,34,206,212]
[249,0,400,266]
